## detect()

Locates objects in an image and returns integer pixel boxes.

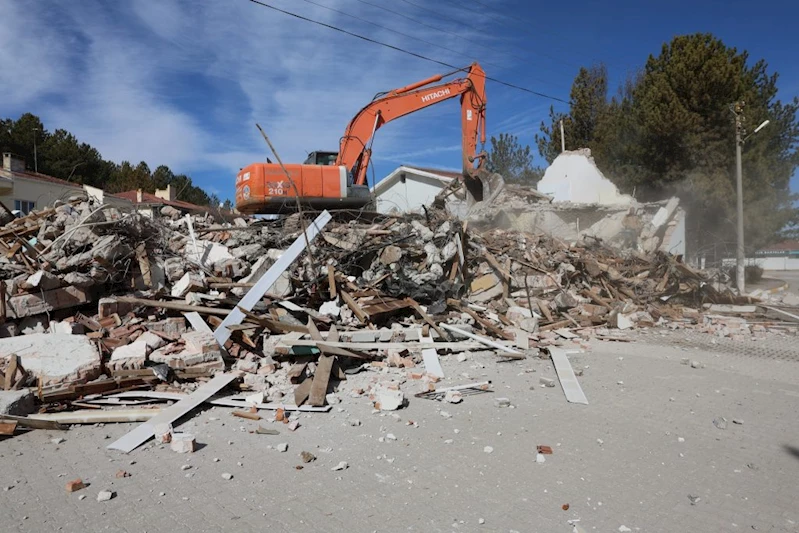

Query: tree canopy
[536,33,799,258]
[486,133,543,185]
[0,113,214,206]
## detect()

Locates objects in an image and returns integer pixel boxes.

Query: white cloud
[0,0,553,197]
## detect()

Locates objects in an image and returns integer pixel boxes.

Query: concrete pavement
[1,330,798,532]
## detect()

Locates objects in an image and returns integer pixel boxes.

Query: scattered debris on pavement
[0,190,796,461]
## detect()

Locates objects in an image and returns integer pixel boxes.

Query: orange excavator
[235,62,503,213]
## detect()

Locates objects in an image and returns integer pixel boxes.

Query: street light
[731,102,769,294]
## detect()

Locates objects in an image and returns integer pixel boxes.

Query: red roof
[757,240,799,252]
[1,168,83,189]
[113,190,205,211]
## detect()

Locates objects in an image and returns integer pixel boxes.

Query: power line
[393,0,570,70]
[247,0,569,104]
[294,0,508,72]
[350,0,561,84]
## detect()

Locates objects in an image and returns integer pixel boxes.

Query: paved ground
[762,270,799,293]
[2,330,799,532]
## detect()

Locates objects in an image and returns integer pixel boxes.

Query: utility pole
[732,102,745,294]
[33,127,39,173]
[559,120,565,153]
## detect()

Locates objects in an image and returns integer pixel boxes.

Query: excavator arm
[337,62,494,199]
[235,62,502,214]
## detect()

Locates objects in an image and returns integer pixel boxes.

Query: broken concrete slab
[5,286,92,319]
[150,331,224,370]
[171,272,205,298]
[0,389,35,416]
[0,334,101,386]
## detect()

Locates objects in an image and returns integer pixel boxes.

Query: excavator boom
[236,63,501,214]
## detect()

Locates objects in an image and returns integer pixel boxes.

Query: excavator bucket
[463,169,506,207]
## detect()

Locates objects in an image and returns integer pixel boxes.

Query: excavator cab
[303,151,339,166]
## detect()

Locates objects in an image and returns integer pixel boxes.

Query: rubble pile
[0,196,795,445]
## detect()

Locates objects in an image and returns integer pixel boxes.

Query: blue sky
[1,0,796,202]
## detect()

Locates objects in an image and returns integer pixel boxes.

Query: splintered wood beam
[4,354,18,390]
[327,266,337,299]
[406,298,449,340]
[308,355,334,407]
[340,290,369,324]
[293,376,313,407]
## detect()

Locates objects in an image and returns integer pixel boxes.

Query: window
[14,200,35,214]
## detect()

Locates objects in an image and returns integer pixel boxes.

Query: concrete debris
[0,390,35,416]
[96,490,115,502]
[170,433,196,453]
[540,377,556,388]
[0,194,786,466]
[444,390,463,403]
[154,423,173,444]
[65,479,85,493]
[373,386,405,411]
[300,451,316,463]
[494,398,511,408]
[331,461,348,471]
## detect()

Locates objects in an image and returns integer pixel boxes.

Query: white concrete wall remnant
[537,149,633,206]
[373,166,453,214]
[662,208,686,256]
[0,333,102,385]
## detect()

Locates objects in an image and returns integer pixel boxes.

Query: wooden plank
[4,353,18,390]
[0,421,18,435]
[0,413,65,431]
[209,398,331,412]
[483,249,511,281]
[293,376,313,407]
[340,290,369,324]
[537,299,555,323]
[706,304,757,314]
[31,409,162,424]
[316,343,372,360]
[450,300,513,341]
[308,355,334,407]
[287,363,308,384]
[135,243,152,288]
[278,339,486,351]
[114,297,232,316]
[0,280,6,324]
[549,347,588,405]
[407,298,449,340]
[439,323,523,356]
[107,373,236,453]
[539,319,572,331]
[214,211,331,347]
[361,298,412,318]
[96,391,332,411]
[5,241,22,258]
[326,324,339,342]
[306,317,323,341]
[328,267,337,299]
[232,410,261,421]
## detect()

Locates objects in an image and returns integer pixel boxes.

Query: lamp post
[731,100,769,294]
